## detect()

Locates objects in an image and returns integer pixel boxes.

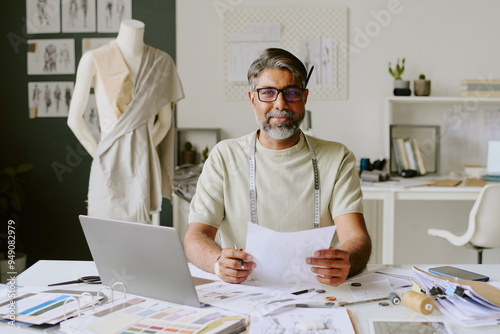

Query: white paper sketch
[443,108,478,158]
[227,23,281,82]
[370,320,451,334]
[250,308,356,334]
[245,223,336,284]
[348,279,393,300]
[97,0,132,33]
[346,268,412,290]
[196,281,302,316]
[28,81,73,118]
[27,39,75,75]
[228,40,279,82]
[62,0,96,32]
[84,94,101,141]
[26,0,61,34]
[245,23,281,41]
[300,38,333,88]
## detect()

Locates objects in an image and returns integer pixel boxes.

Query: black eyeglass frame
[252,65,314,103]
[253,87,306,102]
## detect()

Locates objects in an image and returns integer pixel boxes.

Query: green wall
[0,0,177,266]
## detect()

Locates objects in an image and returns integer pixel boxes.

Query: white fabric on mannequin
[67,19,184,224]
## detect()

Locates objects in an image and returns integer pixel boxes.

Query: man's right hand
[216,248,255,284]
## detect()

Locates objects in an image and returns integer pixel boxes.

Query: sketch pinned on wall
[62,0,97,33]
[97,0,132,33]
[223,7,348,100]
[84,94,101,142]
[27,39,75,75]
[299,38,333,89]
[28,81,74,118]
[443,108,478,158]
[26,0,61,34]
[227,23,281,83]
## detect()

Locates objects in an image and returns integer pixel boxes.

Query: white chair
[427,184,500,264]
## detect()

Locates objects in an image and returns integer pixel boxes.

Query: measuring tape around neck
[248,130,321,229]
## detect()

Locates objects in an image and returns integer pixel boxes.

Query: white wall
[176,0,500,264]
[177,0,500,157]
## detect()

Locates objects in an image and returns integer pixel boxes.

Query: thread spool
[389,292,401,305]
[402,290,435,315]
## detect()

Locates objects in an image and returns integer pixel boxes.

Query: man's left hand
[306,248,351,286]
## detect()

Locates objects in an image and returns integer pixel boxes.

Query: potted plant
[181,141,196,165]
[388,58,411,96]
[414,74,431,96]
[0,163,33,282]
[201,146,209,163]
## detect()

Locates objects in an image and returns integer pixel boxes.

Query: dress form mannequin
[68,19,171,158]
[67,19,181,224]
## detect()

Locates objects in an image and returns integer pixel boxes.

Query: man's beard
[256,109,304,140]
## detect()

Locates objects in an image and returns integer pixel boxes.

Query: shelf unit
[175,128,221,166]
[384,96,500,176]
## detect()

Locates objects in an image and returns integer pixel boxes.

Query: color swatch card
[0,286,103,325]
[59,295,246,334]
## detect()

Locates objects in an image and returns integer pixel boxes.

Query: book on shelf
[404,138,419,172]
[461,79,500,97]
[411,138,426,175]
[391,137,427,176]
[461,90,500,98]
[391,138,404,174]
[397,138,410,171]
[461,79,500,85]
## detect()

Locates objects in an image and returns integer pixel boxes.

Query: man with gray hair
[184,48,371,286]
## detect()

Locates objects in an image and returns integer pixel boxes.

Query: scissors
[48,276,101,286]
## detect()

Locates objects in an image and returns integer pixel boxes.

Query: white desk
[362,182,483,264]
[4,260,500,333]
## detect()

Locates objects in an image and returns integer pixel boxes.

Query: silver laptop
[79,215,203,307]
[483,141,500,181]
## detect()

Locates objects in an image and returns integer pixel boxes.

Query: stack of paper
[411,267,500,327]
[461,79,500,98]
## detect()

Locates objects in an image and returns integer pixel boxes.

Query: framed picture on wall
[97,0,132,32]
[62,0,97,33]
[28,81,74,118]
[27,39,75,75]
[26,0,61,34]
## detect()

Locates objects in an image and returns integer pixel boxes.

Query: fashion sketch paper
[245,223,336,284]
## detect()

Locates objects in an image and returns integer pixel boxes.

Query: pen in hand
[234,243,245,268]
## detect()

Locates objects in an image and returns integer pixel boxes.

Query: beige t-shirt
[189,132,364,248]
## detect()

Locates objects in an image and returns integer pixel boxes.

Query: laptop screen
[79,215,203,307]
[486,141,500,176]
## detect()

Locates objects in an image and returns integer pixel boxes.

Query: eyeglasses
[254,87,305,102]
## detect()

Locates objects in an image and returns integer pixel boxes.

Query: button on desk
[361,183,483,264]
[6,260,500,333]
